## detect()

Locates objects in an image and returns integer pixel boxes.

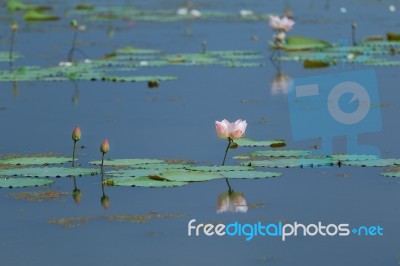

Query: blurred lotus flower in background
[59,61,73,67]
[190,9,201,17]
[239,9,254,17]
[215,119,247,139]
[217,191,248,213]
[100,139,110,154]
[271,71,293,95]
[176,7,189,16]
[72,126,81,142]
[269,15,295,32]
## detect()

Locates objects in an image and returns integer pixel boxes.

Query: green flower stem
[72,140,77,167]
[67,30,78,62]
[221,137,232,166]
[222,137,233,193]
[9,29,16,70]
[101,152,105,173]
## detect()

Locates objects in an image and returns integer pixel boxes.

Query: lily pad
[222,171,282,179]
[235,138,286,147]
[157,170,224,182]
[0,167,99,178]
[106,169,161,178]
[250,150,311,157]
[24,10,59,21]
[0,177,53,188]
[186,165,254,172]
[106,176,188,187]
[89,158,165,166]
[278,36,332,51]
[343,159,400,167]
[0,157,73,165]
[381,172,400,177]
[243,158,336,168]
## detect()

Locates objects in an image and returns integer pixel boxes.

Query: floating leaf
[157,170,224,182]
[7,0,51,11]
[0,157,73,165]
[222,171,282,179]
[186,165,253,172]
[89,158,165,166]
[329,154,379,161]
[106,169,161,178]
[235,138,285,147]
[303,59,330,68]
[0,177,53,188]
[343,159,400,167]
[243,158,336,168]
[250,150,311,157]
[381,172,400,177]
[106,176,188,187]
[387,32,400,41]
[0,167,99,178]
[277,36,332,51]
[24,10,59,21]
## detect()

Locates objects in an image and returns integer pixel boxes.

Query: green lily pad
[243,158,336,168]
[157,170,224,182]
[0,177,53,188]
[0,167,99,178]
[222,171,282,179]
[7,0,51,11]
[24,10,59,21]
[381,172,400,177]
[343,159,400,167]
[250,150,311,157]
[0,157,73,165]
[106,169,161,178]
[235,138,286,147]
[186,165,254,172]
[106,176,188,187]
[89,158,165,166]
[278,36,332,51]
[329,154,379,161]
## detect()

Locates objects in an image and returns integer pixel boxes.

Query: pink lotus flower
[72,126,81,142]
[217,191,248,213]
[215,119,247,139]
[269,15,295,32]
[100,139,110,154]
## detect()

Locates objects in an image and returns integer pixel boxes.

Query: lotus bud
[72,126,81,142]
[100,139,110,154]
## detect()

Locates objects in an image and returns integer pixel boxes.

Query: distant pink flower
[269,15,295,32]
[100,139,110,154]
[215,119,247,139]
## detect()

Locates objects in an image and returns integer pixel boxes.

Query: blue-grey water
[1,0,400,265]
